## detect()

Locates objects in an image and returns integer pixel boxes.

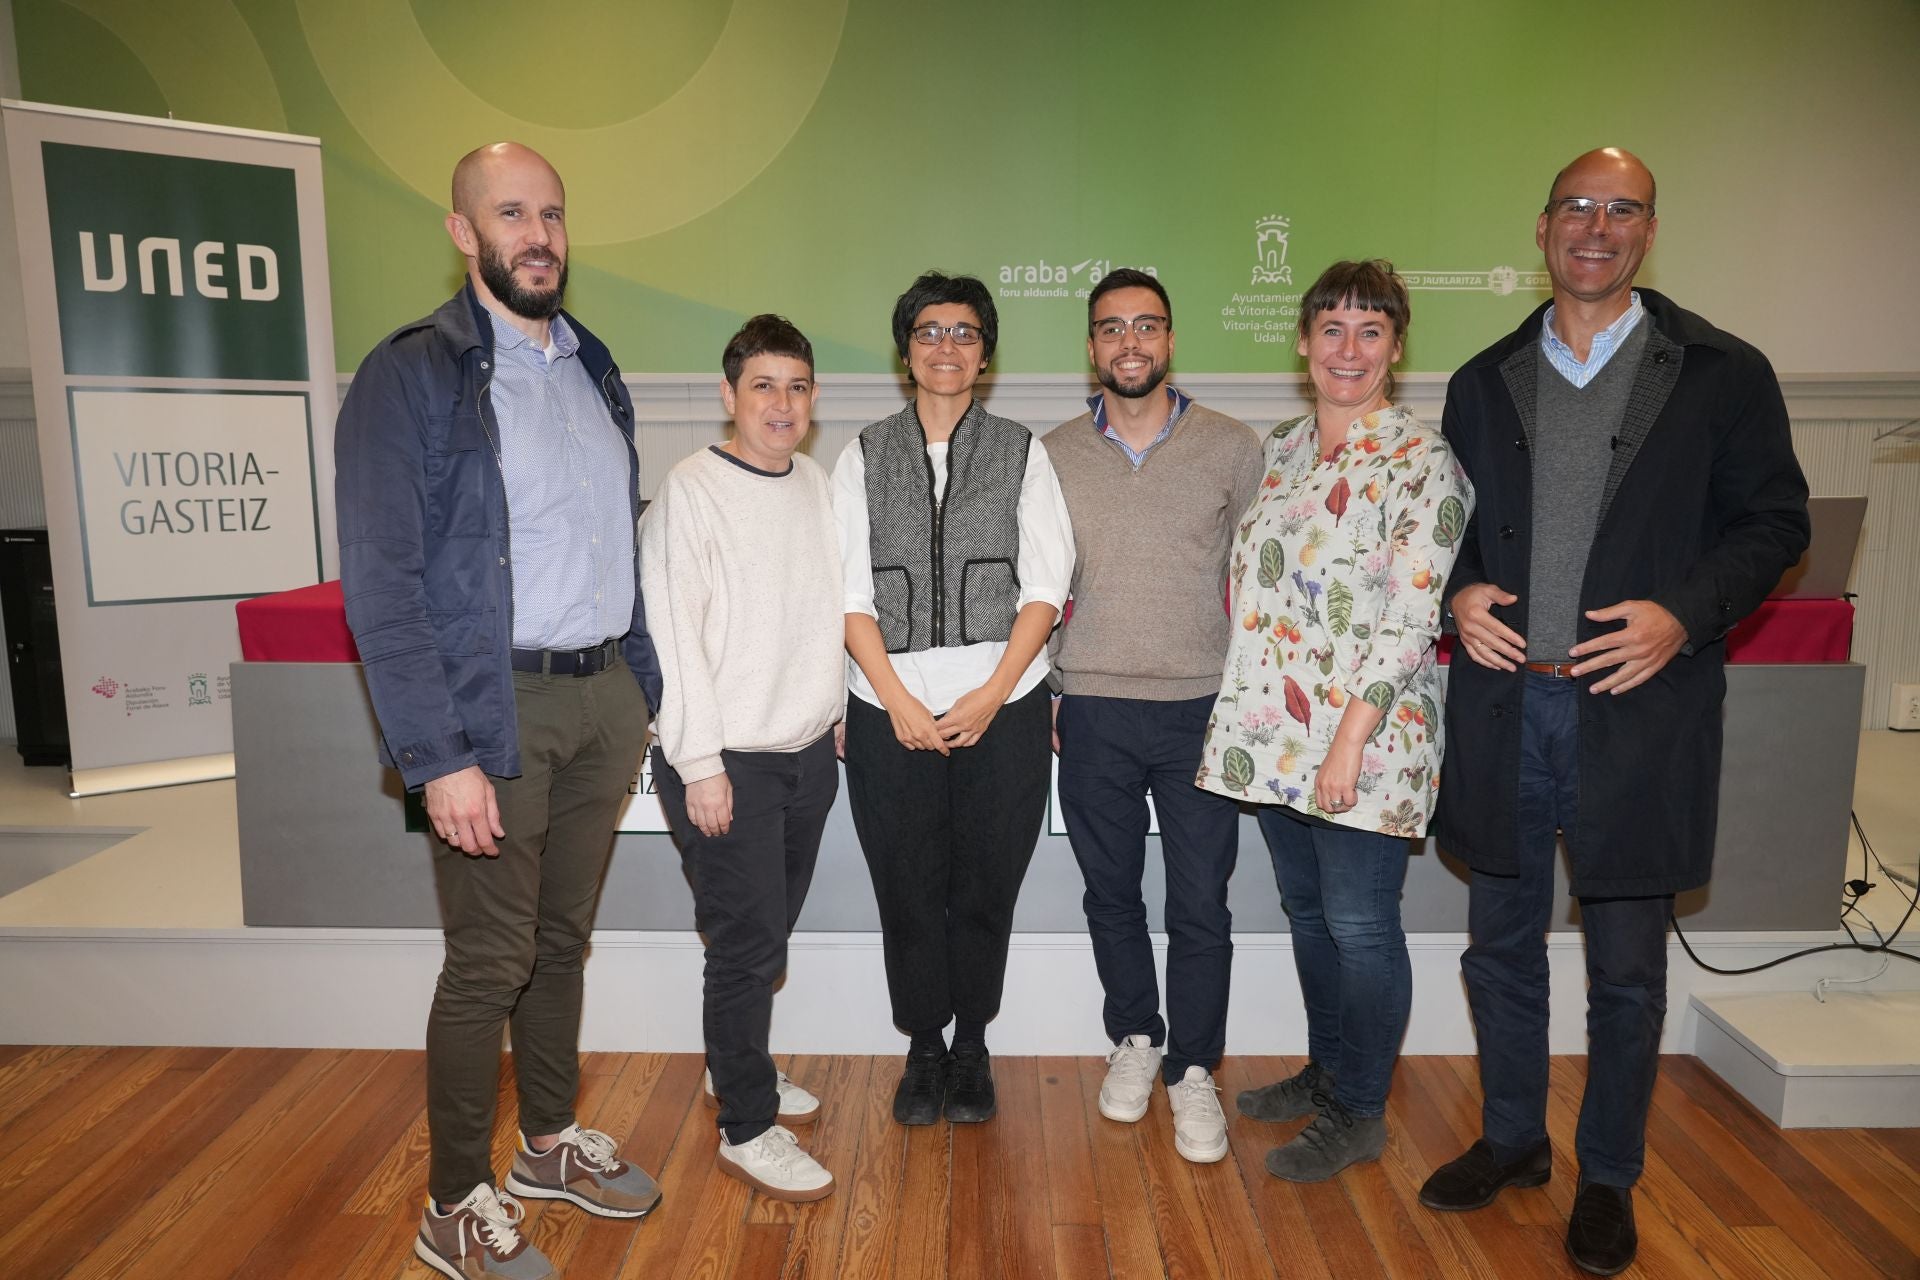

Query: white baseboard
[5,927,1913,1057]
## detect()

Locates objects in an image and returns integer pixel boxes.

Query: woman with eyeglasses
[1195,259,1472,1182]
[832,270,1074,1127]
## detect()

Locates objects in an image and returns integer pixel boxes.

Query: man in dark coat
[1419,148,1809,1275]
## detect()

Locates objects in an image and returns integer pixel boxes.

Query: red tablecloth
[235,579,359,662]
[1436,597,1852,666]
[1725,597,1853,663]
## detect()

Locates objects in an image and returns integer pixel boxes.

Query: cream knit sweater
[639,447,845,783]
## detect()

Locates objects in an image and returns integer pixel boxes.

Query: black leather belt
[510,638,621,677]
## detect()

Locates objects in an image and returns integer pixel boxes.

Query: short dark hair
[890,271,998,365]
[1298,259,1411,343]
[1087,268,1171,334]
[722,313,814,386]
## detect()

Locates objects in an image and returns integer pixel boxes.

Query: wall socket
[1894,683,1920,732]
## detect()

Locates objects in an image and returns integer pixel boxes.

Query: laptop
[1768,495,1866,599]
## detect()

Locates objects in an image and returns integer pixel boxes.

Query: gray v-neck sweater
[1527,319,1650,661]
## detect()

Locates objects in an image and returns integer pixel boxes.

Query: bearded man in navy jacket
[336,142,664,1280]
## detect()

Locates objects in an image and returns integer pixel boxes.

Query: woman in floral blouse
[1196,260,1472,1182]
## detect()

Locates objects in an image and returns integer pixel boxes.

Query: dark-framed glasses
[1545,197,1653,223]
[1091,315,1170,343]
[910,322,984,346]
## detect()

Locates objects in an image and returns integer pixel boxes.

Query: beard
[1096,354,1169,400]
[476,234,567,321]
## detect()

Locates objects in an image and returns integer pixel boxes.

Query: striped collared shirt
[1087,384,1193,467]
[1540,290,1646,389]
[488,308,636,650]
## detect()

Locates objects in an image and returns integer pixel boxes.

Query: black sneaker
[1236,1060,1335,1123]
[1418,1138,1552,1212]
[1566,1181,1637,1275]
[893,1047,948,1126]
[943,1045,996,1123]
[1262,1093,1385,1182]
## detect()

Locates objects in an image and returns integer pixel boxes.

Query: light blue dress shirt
[1540,290,1646,389]
[487,309,636,650]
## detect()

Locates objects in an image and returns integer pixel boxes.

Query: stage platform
[1,728,1915,1127]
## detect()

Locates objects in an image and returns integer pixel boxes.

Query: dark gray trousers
[424,664,647,1202]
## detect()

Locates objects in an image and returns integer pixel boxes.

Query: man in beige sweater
[640,315,844,1203]
[1044,269,1263,1164]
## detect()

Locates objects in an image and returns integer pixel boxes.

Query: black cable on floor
[1671,810,1920,975]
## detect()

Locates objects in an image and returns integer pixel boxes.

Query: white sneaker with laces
[1168,1065,1230,1163]
[703,1067,822,1123]
[716,1124,835,1202]
[1099,1034,1162,1123]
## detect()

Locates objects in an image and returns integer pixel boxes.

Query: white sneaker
[716,1124,835,1202]
[703,1066,822,1123]
[1168,1065,1230,1163]
[1099,1034,1162,1123]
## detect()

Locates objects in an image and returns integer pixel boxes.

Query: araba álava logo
[997,259,1157,300]
[76,233,280,301]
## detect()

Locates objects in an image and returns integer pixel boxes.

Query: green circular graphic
[295,0,849,245]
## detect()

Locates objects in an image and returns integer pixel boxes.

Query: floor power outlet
[1893,683,1920,732]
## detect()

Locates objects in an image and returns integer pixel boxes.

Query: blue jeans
[1461,673,1671,1188]
[1256,806,1412,1117]
[1057,694,1242,1083]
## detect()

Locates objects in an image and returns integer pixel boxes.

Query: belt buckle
[573,638,615,676]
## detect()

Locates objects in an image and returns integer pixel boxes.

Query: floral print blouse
[1195,405,1474,837]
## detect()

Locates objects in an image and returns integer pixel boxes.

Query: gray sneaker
[414,1183,554,1280]
[504,1123,662,1219]
[1236,1060,1335,1123]
[1263,1095,1387,1182]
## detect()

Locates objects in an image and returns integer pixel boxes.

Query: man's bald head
[1546,147,1656,210]
[450,142,563,219]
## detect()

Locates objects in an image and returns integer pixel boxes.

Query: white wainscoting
[0,370,1915,744]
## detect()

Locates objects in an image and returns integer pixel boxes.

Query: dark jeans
[1056,693,1241,1083]
[425,664,647,1203]
[1257,807,1412,1117]
[654,733,837,1145]
[843,683,1052,1035]
[1461,672,1671,1188]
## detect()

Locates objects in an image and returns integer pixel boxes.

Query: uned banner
[3,102,337,794]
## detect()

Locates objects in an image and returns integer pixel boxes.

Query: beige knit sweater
[1042,402,1264,700]
[639,448,845,783]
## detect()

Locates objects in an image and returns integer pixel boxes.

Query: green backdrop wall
[15,0,1919,375]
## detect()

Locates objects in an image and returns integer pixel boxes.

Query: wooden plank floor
[1,1047,1914,1279]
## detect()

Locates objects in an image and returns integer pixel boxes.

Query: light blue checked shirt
[488,309,636,650]
[1087,384,1193,467]
[1540,290,1645,389]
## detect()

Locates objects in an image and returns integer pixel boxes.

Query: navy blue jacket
[1433,290,1808,895]
[335,284,662,789]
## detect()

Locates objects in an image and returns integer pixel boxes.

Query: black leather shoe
[943,1045,997,1123]
[1566,1181,1637,1275]
[893,1048,948,1125]
[1418,1138,1552,1211]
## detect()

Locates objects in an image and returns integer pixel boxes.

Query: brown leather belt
[1523,661,1578,677]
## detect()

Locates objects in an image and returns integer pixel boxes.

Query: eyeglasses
[910,323,983,346]
[1544,197,1654,223]
[1091,315,1170,343]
